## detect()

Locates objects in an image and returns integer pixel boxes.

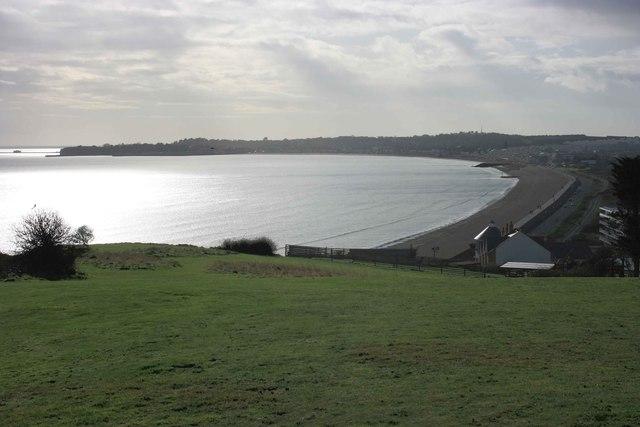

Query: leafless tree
[12,210,85,279]
[14,210,71,253]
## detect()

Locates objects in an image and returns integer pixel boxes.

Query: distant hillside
[59,133,612,157]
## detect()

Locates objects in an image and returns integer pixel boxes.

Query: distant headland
[59,133,616,158]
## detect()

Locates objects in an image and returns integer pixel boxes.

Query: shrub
[566,247,625,277]
[0,252,14,279]
[12,210,91,280]
[70,225,94,246]
[221,237,277,256]
[15,246,80,279]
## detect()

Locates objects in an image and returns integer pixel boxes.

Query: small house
[473,221,552,267]
[495,231,552,266]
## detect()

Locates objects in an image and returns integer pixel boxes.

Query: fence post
[440,266,443,274]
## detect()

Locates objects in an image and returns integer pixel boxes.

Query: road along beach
[387,165,574,260]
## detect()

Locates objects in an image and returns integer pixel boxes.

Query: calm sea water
[0,152,516,252]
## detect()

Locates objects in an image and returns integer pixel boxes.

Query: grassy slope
[0,244,638,426]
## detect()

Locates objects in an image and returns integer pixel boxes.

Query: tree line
[60,133,609,157]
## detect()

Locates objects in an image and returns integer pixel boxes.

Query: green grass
[1,244,639,425]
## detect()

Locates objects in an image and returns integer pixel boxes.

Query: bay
[0,153,516,252]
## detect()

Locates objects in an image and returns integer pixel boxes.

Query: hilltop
[1,243,638,425]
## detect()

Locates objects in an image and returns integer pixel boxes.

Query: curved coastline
[4,150,572,257]
[386,164,574,259]
[379,165,517,248]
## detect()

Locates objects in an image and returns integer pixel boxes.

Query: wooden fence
[285,244,416,265]
[285,244,491,277]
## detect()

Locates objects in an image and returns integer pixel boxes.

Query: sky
[1,0,640,147]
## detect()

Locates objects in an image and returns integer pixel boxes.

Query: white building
[494,231,551,266]
[474,221,552,267]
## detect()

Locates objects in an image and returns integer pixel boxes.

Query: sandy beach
[389,164,573,259]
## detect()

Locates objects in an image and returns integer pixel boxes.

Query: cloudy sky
[1,0,639,147]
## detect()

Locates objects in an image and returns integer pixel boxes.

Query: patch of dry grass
[90,243,227,257]
[207,258,347,277]
[83,244,229,270]
[83,251,181,270]
[351,340,594,369]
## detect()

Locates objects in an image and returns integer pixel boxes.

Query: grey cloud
[262,41,369,99]
[0,67,44,95]
[530,0,640,30]
[314,1,411,24]
[439,29,481,57]
[0,3,203,53]
[533,0,640,15]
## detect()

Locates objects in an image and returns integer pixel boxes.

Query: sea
[0,149,516,253]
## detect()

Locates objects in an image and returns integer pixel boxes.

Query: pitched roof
[474,222,501,241]
[495,231,551,255]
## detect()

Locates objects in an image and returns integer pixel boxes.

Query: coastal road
[562,195,601,242]
[530,172,606,241]
[529,177,587,237]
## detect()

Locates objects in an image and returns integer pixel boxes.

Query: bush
[566,247,625,277]
[70,225,94,246]
[12,210,91,280]
[0,252,14,279]
[14,246,81,279]
[221,237,277,256]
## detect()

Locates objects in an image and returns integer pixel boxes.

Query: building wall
[495,232,551,265]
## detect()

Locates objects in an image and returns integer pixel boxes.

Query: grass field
[1,244,639,425]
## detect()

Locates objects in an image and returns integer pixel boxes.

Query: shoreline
[387,163,574,259]
[5,151,572,258]
[379,166,517,248]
